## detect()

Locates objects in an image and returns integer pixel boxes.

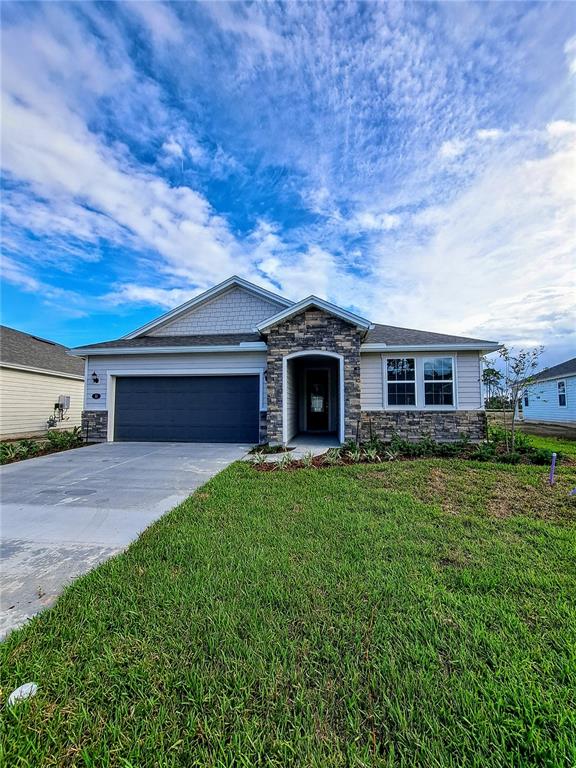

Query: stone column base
[82,411,108,442]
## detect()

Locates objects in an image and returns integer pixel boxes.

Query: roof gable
[256,296,373,333]
[124,276,292,339]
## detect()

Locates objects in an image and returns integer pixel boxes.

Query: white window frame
[422,356,456,409]
[558,380,567,407]
[383,357,418,409]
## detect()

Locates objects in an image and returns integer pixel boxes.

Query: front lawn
[1,459,575,766]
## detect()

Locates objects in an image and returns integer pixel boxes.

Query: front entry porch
[283,352,343,445]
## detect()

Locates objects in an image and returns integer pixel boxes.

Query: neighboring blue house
[520,357,576,426]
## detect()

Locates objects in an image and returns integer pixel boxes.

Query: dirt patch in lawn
[363,463,576,521]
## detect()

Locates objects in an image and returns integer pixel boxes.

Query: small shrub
[250,451,265,465]
[323,448,342,466]
[301,452,315,468]
[499,451,522,465]
[345,446,363,463]
[0,443,20,464]
[471,443,497,462]
[276,453,293,470]
[525,447,558,466]
[46,427,83,450]
[363,447,381,463]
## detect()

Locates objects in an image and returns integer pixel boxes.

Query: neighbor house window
[424,357,454,406]
[386,358,416,406]
[558,380,566,407]
[524,394,529,407]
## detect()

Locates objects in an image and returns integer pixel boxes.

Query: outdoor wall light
[91,371,99,384]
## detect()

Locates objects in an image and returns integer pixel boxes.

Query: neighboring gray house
[520,357,576,428]
[71,276,499,445]
[0,325,85,439]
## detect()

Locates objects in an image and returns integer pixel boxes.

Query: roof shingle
[365,323,498,347]
[0,325,84,376]
[532,357,576,382]
[73,333,262,351]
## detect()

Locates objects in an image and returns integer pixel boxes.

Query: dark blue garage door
[114,375,260,443]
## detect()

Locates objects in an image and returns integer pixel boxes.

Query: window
[558,380,566,407]
[386,358,416,406]
[524,395,529,407]
[424,357,454,406]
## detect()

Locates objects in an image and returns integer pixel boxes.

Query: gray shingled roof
[75,325,498,352]
[73,333,262,351]
[0,325,85,376]
[365,323,498,346]
[532,357,576,382]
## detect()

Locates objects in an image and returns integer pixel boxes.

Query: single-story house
[0,325,85,439]
[520,357,575,427]
[71,276,499,445]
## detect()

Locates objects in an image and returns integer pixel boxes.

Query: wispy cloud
[1,1,574,364]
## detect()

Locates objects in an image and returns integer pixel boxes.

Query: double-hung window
[386,358,416,406]
[424,357,454,406]
[558,380,566,407]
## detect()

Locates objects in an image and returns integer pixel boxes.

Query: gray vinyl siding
[455,352,483,409]
[85,352,268,412]
[0,366,84,438]
[360,351,483,410]
[148,287,284,336]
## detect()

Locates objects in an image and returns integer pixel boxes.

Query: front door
[306,369,329,431]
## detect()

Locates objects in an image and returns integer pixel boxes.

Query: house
[71,276,499,445]
[520,357,576,428]
[0,325,85,439]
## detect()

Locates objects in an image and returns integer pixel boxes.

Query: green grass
[522,433,576,460]
[1,459,576,767]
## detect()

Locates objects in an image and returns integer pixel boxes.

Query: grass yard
[523,433,576,461]
[1,457,576,767]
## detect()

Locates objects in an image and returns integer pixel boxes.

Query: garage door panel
[114,375,260,443]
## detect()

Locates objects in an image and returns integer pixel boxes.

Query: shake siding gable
[148,287,285,336]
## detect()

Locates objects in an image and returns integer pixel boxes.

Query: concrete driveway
[0,441,249,638]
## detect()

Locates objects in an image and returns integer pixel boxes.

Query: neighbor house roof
[0,325,85,377]
[530,357,576,384]
[364,323,499,349]
[70,333,266,355]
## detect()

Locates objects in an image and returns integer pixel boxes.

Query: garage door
[113,375,260,443]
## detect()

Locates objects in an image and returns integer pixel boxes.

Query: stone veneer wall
[265,309,363,443]
[360,410,487,443]
[82,410,108,442]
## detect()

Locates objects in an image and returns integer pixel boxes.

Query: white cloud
[439,139,467,159]
[476,129,503,140]
[350,212,401,232]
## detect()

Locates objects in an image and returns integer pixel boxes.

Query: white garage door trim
[106,368,266,442]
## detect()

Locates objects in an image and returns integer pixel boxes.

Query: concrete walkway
[0,441,249,638]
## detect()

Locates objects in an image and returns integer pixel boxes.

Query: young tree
[498,345,544,452]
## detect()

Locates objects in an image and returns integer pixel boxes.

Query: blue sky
[1,1,575,367]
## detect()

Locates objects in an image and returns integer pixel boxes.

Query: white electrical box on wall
[58,395,70,410]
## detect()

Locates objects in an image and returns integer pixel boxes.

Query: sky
[1,1,575,368]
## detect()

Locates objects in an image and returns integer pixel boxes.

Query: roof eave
[69,342,268,356]
[361,342,502,353]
